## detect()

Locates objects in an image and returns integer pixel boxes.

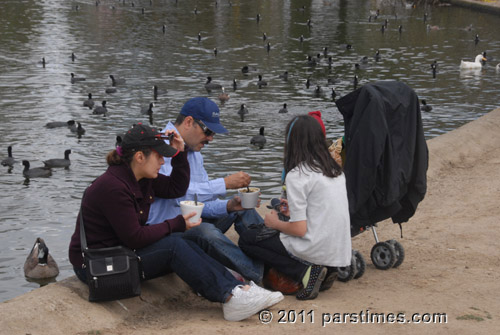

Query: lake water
[1,0,499,302]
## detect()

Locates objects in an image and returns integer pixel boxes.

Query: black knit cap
[119,123,178,157]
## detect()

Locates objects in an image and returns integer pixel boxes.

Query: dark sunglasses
[193,119,215,137]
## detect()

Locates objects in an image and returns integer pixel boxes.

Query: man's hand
[224,171,251,189]
[226,195,261,212]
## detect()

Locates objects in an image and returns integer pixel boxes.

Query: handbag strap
[79,189,89,252]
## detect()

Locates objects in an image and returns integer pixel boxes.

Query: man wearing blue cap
[147,97,264,283]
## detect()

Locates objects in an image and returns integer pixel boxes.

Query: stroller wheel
[337,251,357,282]
[370,241,396,270]
[387,239,405,268]
[353,250,366,279]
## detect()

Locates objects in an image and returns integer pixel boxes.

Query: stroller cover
[335,81,428,236]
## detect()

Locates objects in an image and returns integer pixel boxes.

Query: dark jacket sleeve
[152,150,190,199]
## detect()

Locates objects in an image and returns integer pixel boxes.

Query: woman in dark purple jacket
[68,123,282,321]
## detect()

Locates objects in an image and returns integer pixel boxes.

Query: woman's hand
[183,212,201,230]
[165,130,185,152]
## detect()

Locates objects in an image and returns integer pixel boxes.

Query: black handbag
[79,201,143,302]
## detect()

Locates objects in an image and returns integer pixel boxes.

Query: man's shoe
[249,281,284,305]
[296,265,327,300]
[263,268,302,295]
[223,285,283,322]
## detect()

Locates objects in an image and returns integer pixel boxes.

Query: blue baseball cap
[180,97,228,134]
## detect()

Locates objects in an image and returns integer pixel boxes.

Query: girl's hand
[264,210,279,229]
[183,212,201,230]
[165,130,185,152]
[280,198,290,217]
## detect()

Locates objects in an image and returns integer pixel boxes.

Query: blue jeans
[74,233,240,303]
[182,209,264,283]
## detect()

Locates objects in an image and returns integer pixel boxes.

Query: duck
[257,75,267,88]
[70,73,86,84]
[153,85,165,100]
[420,99,433,112]
[460,54,487,70]
[232,78,238,91]
[38,57,46,67]
[250,127,267,148]
[83,93,94,109]
[109,74,126,86]
[305,78,311,89]
[426,24,440,31]
[237,104,249,122]
[24,237,59,279]
[279,71,288,81]
[204,76,222,91]
[70,52,76,62]
[374,50,381,62]
[43,149,71,168]
[141,102,155,115]
[306,55,317,66]
[218,87,230,103]
[22,160,52,178]
[266,42,271,53]
[70,122,86,135]
[1,146,16,167]
[45,120,75,128]
[353,75,359,90]
[93,101,108,115]
[331,88,337,100]
[278,103,288,113]
[313,85,323,97]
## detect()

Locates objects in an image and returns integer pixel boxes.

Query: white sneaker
[249,281,284,306]
[223,285,284,322]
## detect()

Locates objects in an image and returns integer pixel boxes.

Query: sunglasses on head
[193,119,215,137]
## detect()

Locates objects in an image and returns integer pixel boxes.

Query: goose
[241,65,249,74]
[22,160,52,178]
[420,99,433,112]
[24,237,59,279]
[70,122,86,135]
[266,42,271,52]
[218,87,230,103]
[237,104,248,122]
[278,103,288,113]
[38,57,46,67]
[93,101,108,115]
[105,87,117,94]
[83,93,94,109]
[70,73,86,84]
[279,71,288,81]
[213,48,218,56]
[257,75,267,88]
[474,34,479,46]
[353,75,359,90]
[250,127,267,148]
[70,52,76,61]
[232,78,238,91]
[109,74,126,86]
[141,102,155,115]
[262,32,267,41]
[204,76,222,91]
[374,50,381,62]
[1,146,16,167]
[45,120,75,128]
[305,78,311,89]
[460,54,486,70]
[43,149,71,168]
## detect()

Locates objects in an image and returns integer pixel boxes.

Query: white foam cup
[180,200,205,223]
[238,187,260,209]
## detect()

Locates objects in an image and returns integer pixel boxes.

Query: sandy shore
[1,106,499,334]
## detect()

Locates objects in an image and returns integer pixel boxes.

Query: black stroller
[333,81,429,281]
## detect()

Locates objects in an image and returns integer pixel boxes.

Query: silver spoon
[194,193,198,206]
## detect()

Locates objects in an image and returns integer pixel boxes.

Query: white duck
[460,54,486,70]
[496,63,500,72]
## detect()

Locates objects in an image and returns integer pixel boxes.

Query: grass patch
[457,314,484,322]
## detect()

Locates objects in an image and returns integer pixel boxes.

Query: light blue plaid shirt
[146,122,228,225]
